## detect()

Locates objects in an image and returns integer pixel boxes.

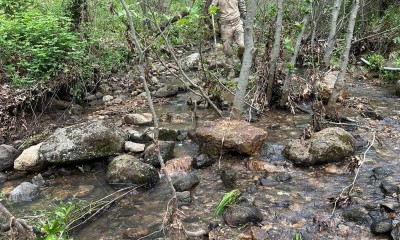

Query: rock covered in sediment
[106,154,159,187]
[143,141,175,167]
[154,85,179,98]
[222,203,263,227]
[9,182,39,203]
[123,113,153,125]
[195,120,268,156]
[177,191,191,206]
[14,143,45,171]
[283,127,356,166]
[39,121,126,164]
[173,173,200,192]
[165,156,193,177]
[0,144,18,171]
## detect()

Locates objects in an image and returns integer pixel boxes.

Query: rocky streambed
[1,63,400,240]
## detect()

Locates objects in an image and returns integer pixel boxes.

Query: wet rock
[260,178,278,187]
[123,113,153,125]
[154,85,179,98]
[14,143,45,171]
[84,94,96,101]
[177,191,191,206]
[173,173,200,192]
[363,109,384,120]
[177,130,188,141]
[396,80,400,97]
[380,202,400,212]
[392,223,400,240]
[9,182,39,203]
[106,154,159,187]
[159,128,178,141]
[31,174,45,187]
[165,156,193,177]
[40,121,126,164]
[102,95,114,102]
[371,167,393,180]
[260,144,285,162]
[276,173,292,182]
[370,219,392,234]
[195,120,268,156]
[182,52,200,70]
[128,130,153,144]
[283,127,356,166]
[193,154,215,169]
[380,181,399,195]
[221,168,237,188]
[342,207,370,224]
[143,141,175,167]
[222,204,263,227]
[70,104,83,115]
[124,141,145,153]
[0,144,18,171]
[315,71,346,103]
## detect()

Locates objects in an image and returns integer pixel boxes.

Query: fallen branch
[361,57,400,72]
[0,203,36,239]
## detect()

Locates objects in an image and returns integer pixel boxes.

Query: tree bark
[279,3,311,108]
[324,0,343,66]
[231,0,257,119]
[266,0,283,104]
[328,0,360,107]
[0,203,35,239]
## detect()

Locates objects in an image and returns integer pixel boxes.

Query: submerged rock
[9,182,39,203]
[173,173,200,192]
[283,127,356,166]
[39,121,126,164]
[143,141,175,167]
[106,154,159,187]
[195,120,268,156]
[14,143,45,171]
[0,144,18,171]
[370,219,392,234]
[221,168,237,189]
[222,204,263,227]
[159,128,179,141]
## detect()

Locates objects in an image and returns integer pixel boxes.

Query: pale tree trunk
[232,0,257,119]
[328,0,360,107]
[324,0,343,66]
[266,0,283,104]
[120,0,178,215]
[279,2,311,108]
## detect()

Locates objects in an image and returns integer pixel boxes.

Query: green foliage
[283,37,294,55]
[367,54,385,72]
[293,232,303,240]
[0,0,34,16]
[214,189,241,217]
[38,201,76,240]
[0,8,86,86]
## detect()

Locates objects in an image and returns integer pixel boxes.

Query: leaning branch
[360,57,400,72]
[0,203,36,239]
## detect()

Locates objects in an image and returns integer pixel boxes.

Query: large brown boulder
[195,120,267,156]
[283,127,356,166]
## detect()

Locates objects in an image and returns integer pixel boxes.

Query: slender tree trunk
[328,0,360,107]
[266,0,283,104]
[279,3,311,107]
[120,0,178,216]
[324,0,343,66]
[232,0,257,119]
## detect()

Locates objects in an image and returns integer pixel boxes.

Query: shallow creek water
[1,76,400,240]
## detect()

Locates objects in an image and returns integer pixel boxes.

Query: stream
[1,73,400,240]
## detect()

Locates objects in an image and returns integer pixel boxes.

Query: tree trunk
[231,0,257,119]
[266,0,283,104]
[327,0,360,107]
[279,3,311,108]
[323,0,343,66]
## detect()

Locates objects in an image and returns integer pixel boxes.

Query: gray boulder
[154,85,179,98]
[9,182,39,203]
[106,154,159,187]
[123,113,153,125]
[128,130,154,144]
[283,127,356,166]
[39,121,126,164]
[0,144,18,171]
[143,141,175,167]
[222,204,263,227]
[371,219,392,234]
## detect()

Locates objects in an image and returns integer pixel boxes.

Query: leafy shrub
[367,53,385,72]
[0,8,86,86]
